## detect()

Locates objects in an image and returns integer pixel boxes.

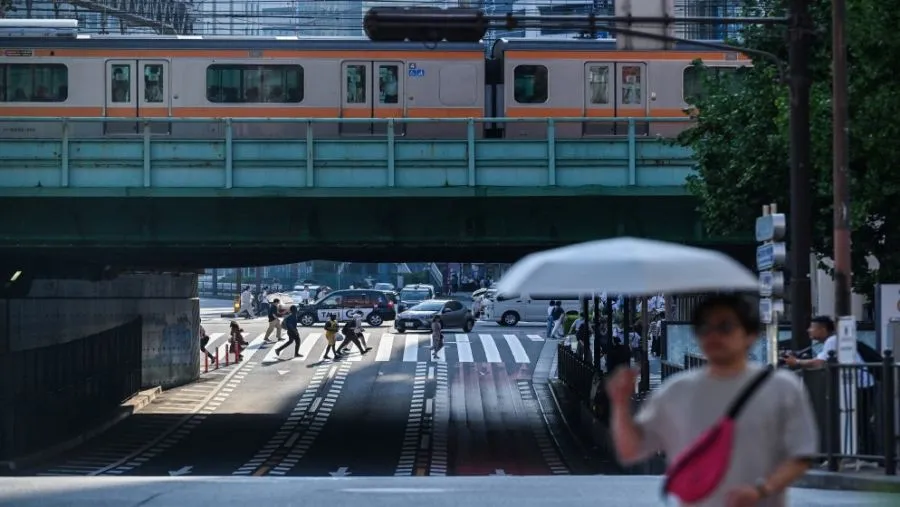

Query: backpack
[856,342,884,383]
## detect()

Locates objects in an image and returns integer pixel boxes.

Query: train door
[340,61,404,135]
[582,62,648,136]
[104,60,171,135]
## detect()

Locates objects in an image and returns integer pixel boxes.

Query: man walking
[275,305,302,359]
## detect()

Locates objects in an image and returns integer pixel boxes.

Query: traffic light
[364,7,488,43]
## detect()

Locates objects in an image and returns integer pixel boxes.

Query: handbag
[662,366,774,503]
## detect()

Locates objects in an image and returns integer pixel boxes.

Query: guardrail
[564,345,899,477]
[0,116,695,190]
[201,339,242,374]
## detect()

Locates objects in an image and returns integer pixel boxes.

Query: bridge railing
[0,116,695,191]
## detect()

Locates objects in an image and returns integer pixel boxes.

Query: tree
[678,0,900,298]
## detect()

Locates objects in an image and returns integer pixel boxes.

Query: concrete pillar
[2,273,200,389]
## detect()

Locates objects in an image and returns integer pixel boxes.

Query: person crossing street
[275,305,302,359]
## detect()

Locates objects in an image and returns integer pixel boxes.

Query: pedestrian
[263,298,282,343]
[607,294,818,506]
[275,305,302,359]
[199,324,215,363]
[546,300,556,337]
[337,318,367,356]
[431,315,444,360]
[323,313,341,360]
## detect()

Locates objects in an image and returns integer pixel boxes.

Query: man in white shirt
[784,315,877,457]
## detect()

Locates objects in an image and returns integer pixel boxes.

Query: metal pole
[832,0,852,317]
[640,297,650,392]
[789,0,813,351]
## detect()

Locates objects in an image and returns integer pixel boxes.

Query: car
[398,284,436,312]
[295,289,396,327]
[395,299,474,333]
[373,282,396,291]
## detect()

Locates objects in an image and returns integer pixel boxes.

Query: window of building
[513,65,548,104]
[1,64,68,102]
[682,66,746,102]
[206,64,304,103]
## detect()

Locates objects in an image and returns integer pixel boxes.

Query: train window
[513,65,548,104]
[144,64,164,103]
[378,64,399,104]
[346,64,366,104]
[111,64,131,102]
[621,65,642,105]
[682,66,746,102]
[587,66,610,104]
[1,63,68,102]
[206,65,304,103]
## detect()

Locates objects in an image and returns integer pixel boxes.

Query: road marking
[376,333,394,361]
[284,433,300,448]
[403,334,419,362]
[262,343,281,364]
[454,333,474,362]
[526,334,544,342]
[298,332,321,358]
[503,334,531,363]
[84,334,267,477]
[478,334,502,363]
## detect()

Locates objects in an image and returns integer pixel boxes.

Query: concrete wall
[0,273,200,389]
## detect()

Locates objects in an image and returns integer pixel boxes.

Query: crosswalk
[202,330,547,365]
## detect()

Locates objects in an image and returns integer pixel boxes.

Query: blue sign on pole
[757,244,775,271]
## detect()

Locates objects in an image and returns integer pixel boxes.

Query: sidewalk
[546,349,900,493]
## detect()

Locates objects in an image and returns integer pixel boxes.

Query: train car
[0,26,486,139]
[489,38,751,139]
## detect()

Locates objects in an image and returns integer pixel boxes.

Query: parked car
[296,289,396,327]
[395,299,474,333]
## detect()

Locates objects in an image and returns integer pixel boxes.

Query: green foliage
[0,0,13,15]
[678,0,900,297]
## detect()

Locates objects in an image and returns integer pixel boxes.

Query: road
[23,301,575,479]
[1,476,895,506]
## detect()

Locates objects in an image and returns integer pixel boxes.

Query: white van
[482,292,581,326]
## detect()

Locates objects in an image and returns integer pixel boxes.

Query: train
[0,19,750,140]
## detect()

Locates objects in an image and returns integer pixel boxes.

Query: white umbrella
[495,237,758,297]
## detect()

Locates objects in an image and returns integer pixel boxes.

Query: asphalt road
[1,476,894,506]
[23,306,573,479]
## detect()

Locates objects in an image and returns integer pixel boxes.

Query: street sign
[837,316,857,364]
[758,271,785,298]
[760,298,773,324]
[756,243,786,271]
[755,213,787,242]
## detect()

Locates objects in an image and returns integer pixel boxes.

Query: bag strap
[725,366,774,419]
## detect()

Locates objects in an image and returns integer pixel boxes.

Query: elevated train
[0,19,750,140]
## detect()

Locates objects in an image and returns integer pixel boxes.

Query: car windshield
[409,301,444,312]
[374,283,393,290]
[401,290,430,301]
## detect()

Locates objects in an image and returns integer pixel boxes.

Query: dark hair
[810,315,835,334]
[289,305,297,312]
[690,294,761,336]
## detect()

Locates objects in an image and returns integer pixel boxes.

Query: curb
[795,469,900,493]
[0,386,162,473]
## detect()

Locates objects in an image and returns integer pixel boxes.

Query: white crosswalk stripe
[478,334,503,363]
[200,326,542,364]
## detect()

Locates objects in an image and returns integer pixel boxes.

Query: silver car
[395,299,474,333]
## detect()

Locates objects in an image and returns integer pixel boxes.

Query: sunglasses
[696,321,740,337]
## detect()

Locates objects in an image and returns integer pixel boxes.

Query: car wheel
[501,311,520,326]
[463,319,474,333]
[395,324,406,333]
[367,313,384,327]
[299,313,316,327]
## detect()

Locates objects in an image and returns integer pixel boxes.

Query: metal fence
[0,318,143,461]
[558,343,899,477]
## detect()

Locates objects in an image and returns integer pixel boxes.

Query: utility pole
[832,0,852,318]
[788,0,813,351]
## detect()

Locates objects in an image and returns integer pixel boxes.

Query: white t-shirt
[816,335,875,388]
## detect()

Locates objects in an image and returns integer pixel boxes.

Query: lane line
[503,334,531,364]
[403,334,420,362]
[478,334,502,363]
[455,333,474,363]
[376,333,394,361]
